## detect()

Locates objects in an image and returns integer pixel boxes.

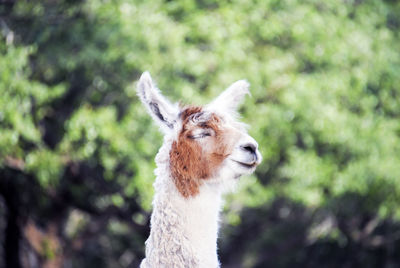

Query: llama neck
[147,173,223,267]
[142,137,224,267]
[177,183,223,257]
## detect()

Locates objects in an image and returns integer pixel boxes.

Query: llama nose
[241,143,257,155]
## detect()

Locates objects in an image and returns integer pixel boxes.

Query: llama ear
[207,80,250,114]
[137,72,179,132]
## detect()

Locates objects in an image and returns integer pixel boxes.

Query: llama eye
[188,131,212,139]
[199,132,211,138]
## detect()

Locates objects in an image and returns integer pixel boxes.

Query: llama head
[137,72,262,198]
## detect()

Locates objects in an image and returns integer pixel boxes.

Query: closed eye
[187,129,213,139]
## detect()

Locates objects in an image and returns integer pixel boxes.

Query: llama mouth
[232,160,257,169]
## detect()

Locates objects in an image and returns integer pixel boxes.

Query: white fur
[138,72,261,268]
[140,136,223,268]
[137,72,180,134]
[207,80,250,118]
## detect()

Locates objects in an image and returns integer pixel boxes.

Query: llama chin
[137,72,262,268]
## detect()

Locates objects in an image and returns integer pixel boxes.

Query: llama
[137,72,262,268]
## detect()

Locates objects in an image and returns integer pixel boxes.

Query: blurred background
[1,0,400,267]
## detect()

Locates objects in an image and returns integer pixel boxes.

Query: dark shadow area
[220,193,400,268]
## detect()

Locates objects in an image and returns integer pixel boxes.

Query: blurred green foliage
[1,0,400,267]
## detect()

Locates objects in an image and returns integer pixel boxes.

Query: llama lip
[232,160,257,169]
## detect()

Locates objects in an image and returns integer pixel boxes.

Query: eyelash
[188,132,212,139]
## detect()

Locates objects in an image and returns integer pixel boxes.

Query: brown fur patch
[169,106,235,198]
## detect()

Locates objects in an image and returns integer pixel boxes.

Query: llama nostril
[241,143,256,154]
